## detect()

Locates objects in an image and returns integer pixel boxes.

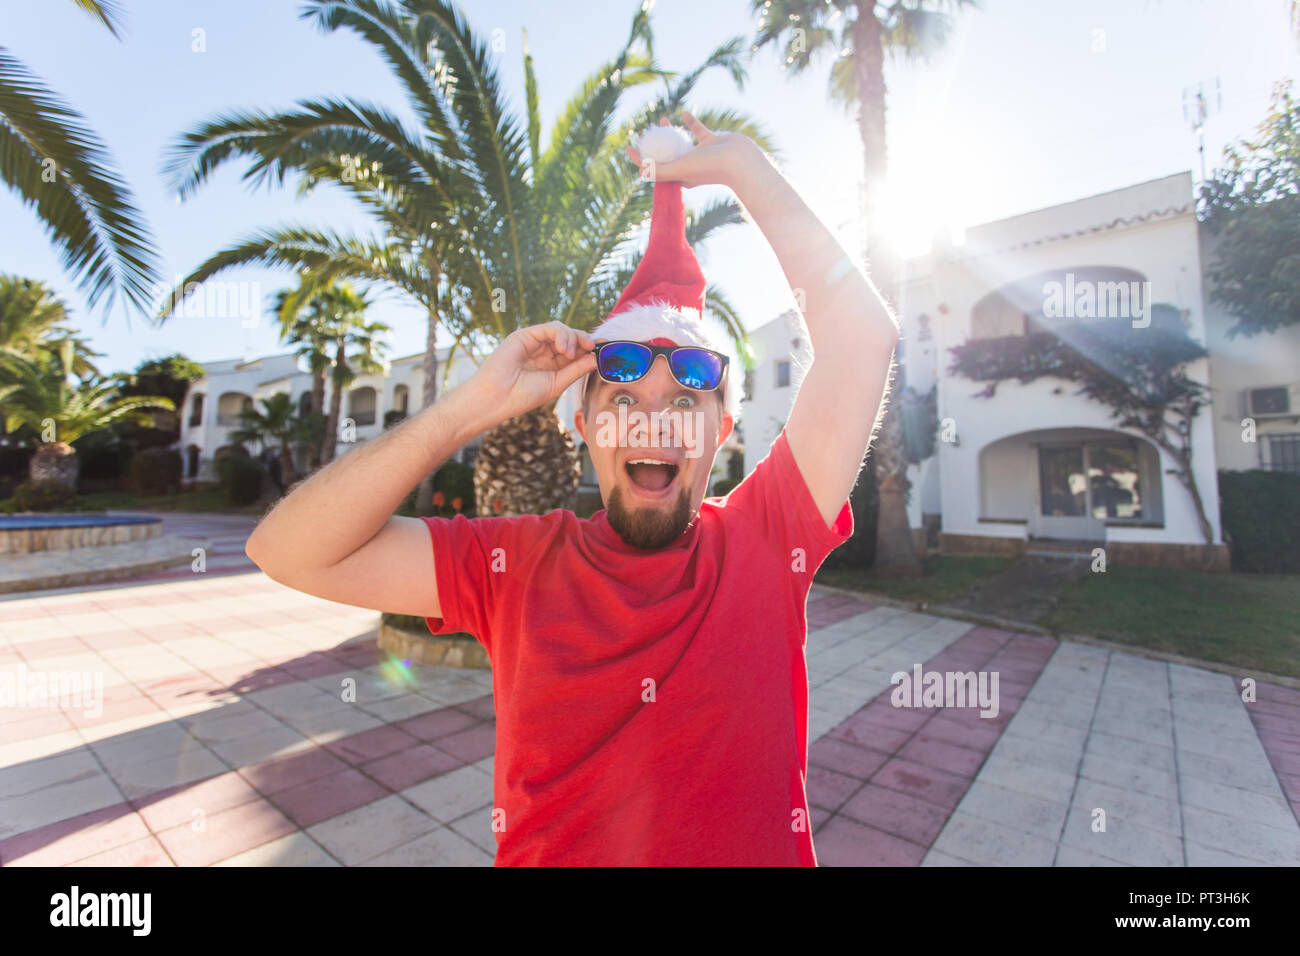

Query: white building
[746,171,1300,570]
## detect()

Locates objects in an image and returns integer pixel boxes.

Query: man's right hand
[469,321,598,421]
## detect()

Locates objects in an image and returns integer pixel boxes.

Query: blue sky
[3,0,1297,377]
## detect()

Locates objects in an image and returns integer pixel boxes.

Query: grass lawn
[1044,565,1300,680]
[816,554,1014,605]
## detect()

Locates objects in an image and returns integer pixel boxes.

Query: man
[245,111,899,866]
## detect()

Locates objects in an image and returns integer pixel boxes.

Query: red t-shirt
[422,427,853,865]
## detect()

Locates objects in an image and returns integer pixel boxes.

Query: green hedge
[129,447,182,496]
[13,479,77,512]
[1219,469,1300,573]
[219,455,263,506]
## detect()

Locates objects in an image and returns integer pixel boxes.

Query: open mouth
[625,458,680,493]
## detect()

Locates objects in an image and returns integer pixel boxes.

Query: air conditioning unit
[1247,384,1300,419]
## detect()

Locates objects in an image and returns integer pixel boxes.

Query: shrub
[221,455,263,505]
[1218,469,1300,573]
[431,460,475,516]
[129,447,183,496]
[711,477,740,496]
[820,457,879,571]
[12,479,77,512]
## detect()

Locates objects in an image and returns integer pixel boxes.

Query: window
[216,392,252,427]
[1038,440,1143,520]
[188,393,204,428]
[348,386,377,426]
[776,361,790,388]
[1267,434,1300,474]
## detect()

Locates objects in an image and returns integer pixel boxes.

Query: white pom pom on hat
[634,123,693,164]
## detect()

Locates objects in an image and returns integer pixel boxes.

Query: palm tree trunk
[322,342,346,466]
[279,438,297,488]
[855,2,919,576]
[309,370,326,469]
[415,299,441,513]
[30,442,78,488]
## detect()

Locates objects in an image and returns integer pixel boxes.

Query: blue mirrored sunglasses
[593,341,729,392]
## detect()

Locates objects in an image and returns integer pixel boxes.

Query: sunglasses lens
[669,348,724,390]
[598,343,651,382]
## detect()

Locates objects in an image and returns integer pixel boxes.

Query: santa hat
[570,123,742,423]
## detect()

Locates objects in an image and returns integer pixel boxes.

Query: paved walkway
[1,528,1298,866]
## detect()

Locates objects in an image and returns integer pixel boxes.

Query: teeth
[628,459,675,466]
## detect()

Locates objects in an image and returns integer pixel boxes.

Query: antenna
[1182,76,1222,183]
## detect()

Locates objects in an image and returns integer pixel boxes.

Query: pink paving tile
[826,713,913,754]
[70,833,173,866]
[361,744,465,791]
[808,737,892,780]
[432,722,497,764]
[0,802,137,866]
[280,654,350,680]
[918,712,1005,751]
[63,694,164,729]
[814,815,928,867]
[0,604,53,622]
[807,764,865,811]
[0,710,75,745]
[1256,684,1300,707]
[79,629,151,651]
[897,734,990,778]
[131,770,264,832]
[456,694,496,721]
[16,636,93,661]
[210,665,298,694]
[873,756,972,811]
[267,768,389,828]
[154,798,298,866]
[238,746,350,796]
[324,725,421,764]
[397,706,481,742]
[857,698,936,733]
[838,783,953,846]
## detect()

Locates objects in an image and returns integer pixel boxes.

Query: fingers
[680,109,712,142]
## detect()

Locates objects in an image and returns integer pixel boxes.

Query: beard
[606,482,697,549]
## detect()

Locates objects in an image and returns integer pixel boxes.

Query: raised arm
[244,321,597,617]
[629,113,899,529]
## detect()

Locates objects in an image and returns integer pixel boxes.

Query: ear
[717,413,734,447]
[574,406,587,442]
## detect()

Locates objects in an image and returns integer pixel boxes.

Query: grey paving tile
[1180,805,1300,865]
[359,826,493,866]
[1059,807,1183,866]
[930,810,1059,866]
[954,780,1070,841]
[400,765,493,824]
[307,794,439,866]
[1071,779,1182,837]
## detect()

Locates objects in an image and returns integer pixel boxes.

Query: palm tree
[314,284,391,465]
[160,0,768,515]
[0,339,173,488]
[271,284,334,469]
[0,1,161,315]
[228,392,308,489]
[752,0,976,575]
[0,275,101,377]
